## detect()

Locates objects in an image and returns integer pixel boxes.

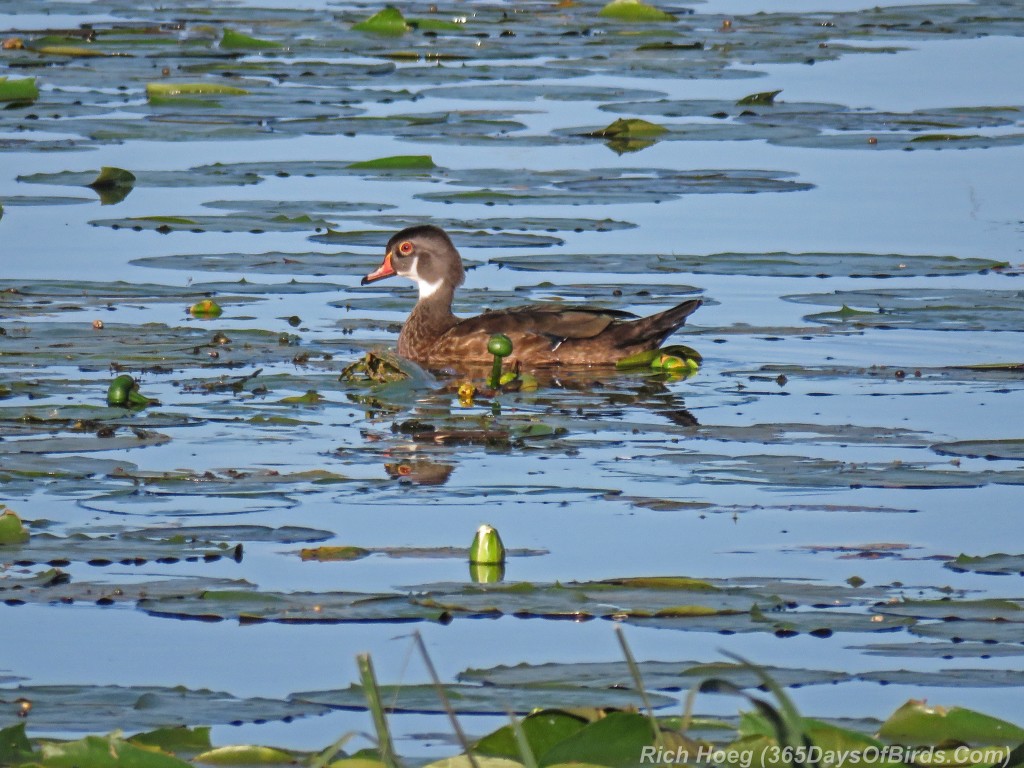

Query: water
[1,0,1024,758]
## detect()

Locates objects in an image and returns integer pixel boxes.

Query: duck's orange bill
[361,251,396,285]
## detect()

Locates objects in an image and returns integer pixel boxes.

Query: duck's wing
[452,305,638,341]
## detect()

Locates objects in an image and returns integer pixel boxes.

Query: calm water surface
[1,0,1023,757]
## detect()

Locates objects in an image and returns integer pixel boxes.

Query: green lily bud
[487,334,513,357]
[469,523,506,565]
[488,334,513,388]
[107,374,136,407]
[190,298,223,318]
[0,509,30,545]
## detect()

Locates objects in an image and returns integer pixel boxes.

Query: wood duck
[361,225,701,367]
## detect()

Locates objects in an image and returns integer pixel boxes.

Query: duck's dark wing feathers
[450,305,638,341]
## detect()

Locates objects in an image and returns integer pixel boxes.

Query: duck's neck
[398,286,459,360]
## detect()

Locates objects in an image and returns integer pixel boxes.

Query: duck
[360,225,701,367]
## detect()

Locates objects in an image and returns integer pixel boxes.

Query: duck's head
[361,225,466,299]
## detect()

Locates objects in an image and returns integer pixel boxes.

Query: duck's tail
[617,298,702,350]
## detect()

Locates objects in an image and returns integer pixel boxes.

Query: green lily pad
[291,684,676,715]
[473,710,588,762]
[352,6,410,35]
[877,700,1024,746]
[489,250,1007,278]
[38,733,192,767]
[220,29,283,49]
[139,590,446,624]
[347,155,436,170]
[851,642,1024,659]
[737,89,783,106]
[0,76,38,103]
[460,660,852,691]
[91,212,334,234]
[932,439,1024,461]
[0,684,330,733]
[786,288,1024,332]
[598,0,675,23]
[119,524,334,544]
[146,82,250,99]
[0,531,241,568]
[944,553,1024,576]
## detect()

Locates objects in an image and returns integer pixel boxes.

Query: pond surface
[1,0,1023,759]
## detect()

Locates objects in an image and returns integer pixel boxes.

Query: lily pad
[944,554,1024,577]
[489,251,1006,278]
[0,684,330,732]
[877,700,1024,746]
[460,660,851,691]
[0,76,38,103]
[598,0,675,23]
[220,29,283,49]
[932,439,1024,461]
[786,288,1024,332]
[0,531,242,568]
[292,683,676,715]
[352,7,410,35]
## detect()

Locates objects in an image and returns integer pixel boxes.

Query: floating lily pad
[786,289,1024,331]
[874,599,1024,622]
[91,212,335,234]
[851,642,1024,659]
[0,531,241,568]
[0,684,330,732]
[877,700,1024,746]
[489,251,1006,277]
[459,660,852,691]
[932,439,1024,461]
[417,168,811,206]
[352,6,410,35]
[139,590,447,624]
[120,524,334,544]
[146,82,250,101]
[944,554,1024,576]
[598,0,675,23]
[0,76,38,103]
[220,29,283,49]
[292,683,676,715]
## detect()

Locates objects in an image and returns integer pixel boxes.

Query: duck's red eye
[398,241,414,256]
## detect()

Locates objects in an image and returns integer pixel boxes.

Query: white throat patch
[406,257,444,299]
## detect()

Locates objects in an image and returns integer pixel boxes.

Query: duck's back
[421,300,700,367]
